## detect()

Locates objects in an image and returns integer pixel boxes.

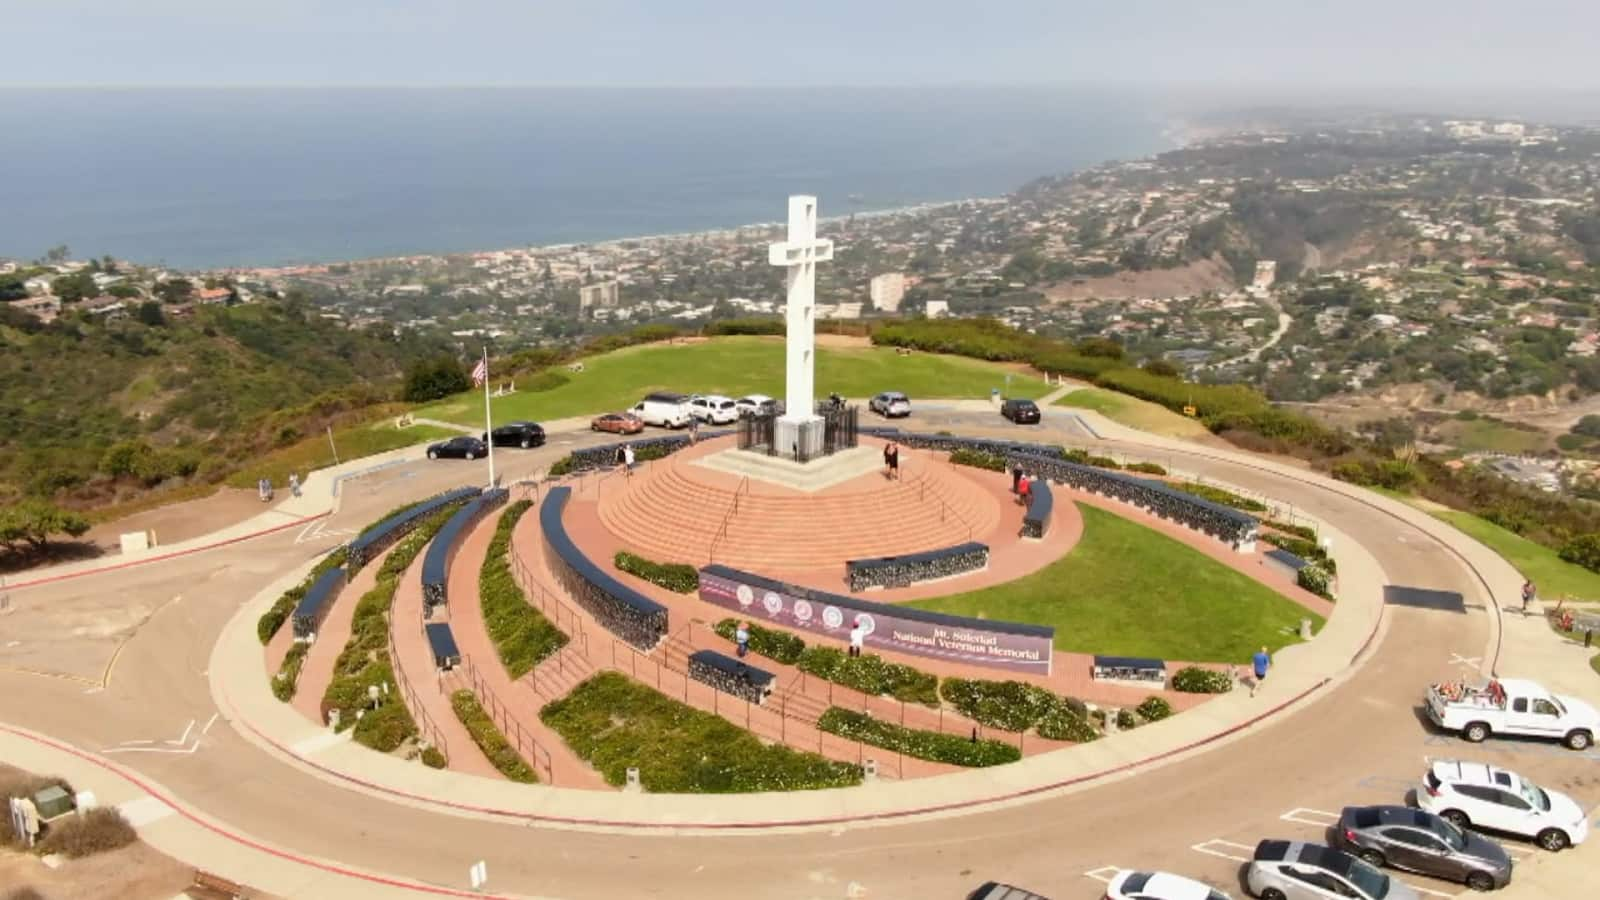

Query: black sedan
[426,436,487,460]
[1001,398,1041,424]
[482,420,545,449]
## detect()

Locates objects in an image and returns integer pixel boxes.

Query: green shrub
[272,642,309,702]
[939,678,1090,736]
[352,701,415,753]
[614,550,699,593]
[714,619,805,664]
[540,672,861,792]
[37,808,136,858]
[1176,482,1267,512]
[949,448,1007,472]
[1036,703,1100,742]
[548,454,577,477]
[1117,708,1138,730]
[1265,519,1318,541]
[420,747,448,769]
[1297,564,1333,599]
[1136,696,1174,721]
[1125,461,1167,475]
[817,708,1021,767]
[1559,533,1600,573]
[1258,532,1336,572]
[796,646,939,706]
[451,690,538,783]
[1171,666,1233,694]
[1085,455,1121,470]
[482,501,568,678]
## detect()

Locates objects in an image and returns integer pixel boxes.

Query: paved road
[4,412,1594,900]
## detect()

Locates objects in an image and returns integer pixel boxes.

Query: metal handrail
[707,476,750,564]
[458,654,556,784]
[383,615,450,762]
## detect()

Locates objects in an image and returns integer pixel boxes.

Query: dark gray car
[1334,805,1512,891]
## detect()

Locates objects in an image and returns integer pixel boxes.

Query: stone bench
[421,488,508,611]
[1021,480,1053,539]
[424,622,462,671]
[1092,654,1167,685]
[542,486,668,650]
[346,486,482,569]
[291,567,347,641]
[846,541,989,592]
[688,650,775,705]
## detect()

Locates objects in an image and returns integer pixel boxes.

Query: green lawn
[1431,509,1600,602]
[1434,419,1549,455]
[226,420,457,489]
[1053,386,1211,439]
[908,503,1321,663]
[416,336,1049,426]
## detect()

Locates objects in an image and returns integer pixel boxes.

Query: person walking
[623,442,636,478]
[1011,464,1023,495]
[888,443,901,481]
[882,441,893,479]
[1521,579,1536,616]
[735,621,750,658]
[1017,473,1031,507]
[1250,645,1271,697]
[848,618,865,658]
[689,415,700,445]
[288,472,301,499]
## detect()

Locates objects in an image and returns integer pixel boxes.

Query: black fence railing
[736,405,859,462]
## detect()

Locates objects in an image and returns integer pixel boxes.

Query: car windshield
[1519,780,1551,811]
[1345,858,1390,898]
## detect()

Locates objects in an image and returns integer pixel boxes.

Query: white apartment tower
[869,272,906,313]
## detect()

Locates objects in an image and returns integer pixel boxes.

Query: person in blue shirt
[1251,646,1270,697]
[735,621,750,658]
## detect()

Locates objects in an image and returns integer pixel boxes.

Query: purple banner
[698,570,1053,674]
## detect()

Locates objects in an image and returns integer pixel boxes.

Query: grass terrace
[1431,509,1600,602]
[1053,386,1211,439]
[228,419,458,489]
[540,672,862,793]
[909,502,1320,662]
[417,336,1050,426]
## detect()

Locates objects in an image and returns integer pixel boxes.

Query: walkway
[282,545,398,725]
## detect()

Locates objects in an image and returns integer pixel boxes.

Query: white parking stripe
[1405,883,1454,898]
[1191,839,1254,863]
[1082,866,1121,885]
[1280,807,1341,827]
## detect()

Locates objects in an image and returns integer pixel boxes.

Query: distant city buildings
[579,280,620,314]
[869,272,906,313]
[924,300,949,319]
[1249,260,1278,297]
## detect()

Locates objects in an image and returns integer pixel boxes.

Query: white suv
[1107,870,1230,900]
[688,394,739,425]
[1418,759,1589,851]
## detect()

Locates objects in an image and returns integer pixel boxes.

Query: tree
[136,301,166,327]
[1559,533,1600,573]
[1571,415,1600,439]
[1141,358,1180,378]
[0,274,27,302]
[402,357,471,403]
[1075,336,1125,360]
[44,244,71,263]
[153,278,194,304]
[0,499,91,555]
[50,272,97,303]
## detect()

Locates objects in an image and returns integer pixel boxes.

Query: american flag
[471,356,488,387]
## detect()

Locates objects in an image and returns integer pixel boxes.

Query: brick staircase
[525,642,596,705]
[597,449,1003,571]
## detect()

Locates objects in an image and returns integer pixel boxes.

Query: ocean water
[0,87,1171,269]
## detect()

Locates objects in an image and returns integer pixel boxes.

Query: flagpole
[482,346,496,488]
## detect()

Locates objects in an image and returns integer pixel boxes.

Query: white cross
[769,196,833,421]
[1449,653,1482,667]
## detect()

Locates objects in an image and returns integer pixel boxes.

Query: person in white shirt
[848,620,865,658]
[623,443,636,478]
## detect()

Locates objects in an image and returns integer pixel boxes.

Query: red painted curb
[0,722,503,898]
[7,510,331,590]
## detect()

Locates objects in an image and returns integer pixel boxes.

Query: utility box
[32,786,73,820]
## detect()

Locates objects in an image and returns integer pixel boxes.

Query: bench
[190,869,251,899]
[424,622,462,671]
[291,567,347,641]
[845,541,989,592]
[1021,480,1053,539]
[1092,654,1167,685]
[688,650,775,704]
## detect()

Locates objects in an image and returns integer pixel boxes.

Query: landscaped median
[539,672,863,792]
[450,690,537,783]
[712,618,938,705]
[481,500,568,678]
[614,550,699,593]
[940,678,1100,742]
[817,708,1021,767]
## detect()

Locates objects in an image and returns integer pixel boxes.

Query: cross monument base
[774,414,824,462]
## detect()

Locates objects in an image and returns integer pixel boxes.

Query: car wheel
[1259,890,1286,900]
[520,438,531,449]
[1465,870,1495,892]
[1537,828,1570,851]
[1564,729,1593,751]
[427,450,438,460]
[1441,809,1470,829]
[1358,849,1386,869]
[1463,721,1491,743]
[465,450,476,460]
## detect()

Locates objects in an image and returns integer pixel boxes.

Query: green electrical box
[32,786,72,820]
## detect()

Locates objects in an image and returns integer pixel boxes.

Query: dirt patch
[814,333,873,349]
[1042,257,1236,303]
[80,488,265,552]
[0,842,194,900]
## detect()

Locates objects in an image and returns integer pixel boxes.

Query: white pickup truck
[1425,677,1599,751]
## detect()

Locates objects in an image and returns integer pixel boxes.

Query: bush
[796,646,940,706]
[272,642,309,702]
[1265,520,1317,541]
[949,448,1006,471]
[817,708,1021,767]
[540,672,861,792]
[1136,696,1174,721]
[1036,702,1100,742]
[1125,461,1167,475]
[714,619,805,664]
[1171,666,1233,694]
[420,747,448,769]
[939,678,1091,737]
[1560,533,1600,573]
[1297,564,1333,599]
[351,701,415,753]
[402,356,470,403]
[37,808,136,858]
[548,454,577,477]
[482,501,568,678]
[1116,708,1138,730]
[614,550,699,593]
[451,690,538,783]
[1084,455,1120,470]
[1176,482,1268,512]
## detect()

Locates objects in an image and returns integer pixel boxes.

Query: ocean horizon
[0,86,1174,269]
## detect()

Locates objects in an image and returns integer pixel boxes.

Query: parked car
[966,882,1050,900]
[1424,677,1597,750]
[426,436,487,460]
[1417,759,1589,851]
[1246,840,1416,900]
[1107,870,1231,900]
[1334,805,1512,891]
[870,391,912,418]
[689,394,739,425]
[736,394,783,417]
[482,420,545,449]
[631,391,693,428]
[591,412,645,435]
[1001,398,1041,424]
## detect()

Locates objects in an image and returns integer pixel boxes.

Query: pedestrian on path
[882,442,893,479]
[623,443,636,478]
[1250,645,1270,697]
[888,443,901,481]
[689,415,700,445]
[257,478,268,502]
[848,619,865,658]
[288,472,301,498]
[1011,464,1023,494]
[1521,579,1536,616]
[1017,473,1032,506]
[735,621,750,658]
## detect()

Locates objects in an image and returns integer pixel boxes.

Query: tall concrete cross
[768,195,833,458]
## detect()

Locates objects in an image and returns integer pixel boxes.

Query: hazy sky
[5,0,1598,90]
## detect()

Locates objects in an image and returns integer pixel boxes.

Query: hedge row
[1175,482,1268,512]
[1297,564,1333,600]
[256,546,349,644]
[1265,519,1317,542]
[714,618,805,664]
[272,642,309,702]
[482,500,568,678]
[321,505,462,752]
[1171,666,1233,694]
[939,678,1097,742]
[950,448,1007,472]
[450,689,538,783]
[614,550,700,593]
[817,708,1021,767]
[797,646,940,706]
[540,672,862,792]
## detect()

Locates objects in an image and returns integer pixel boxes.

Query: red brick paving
[286,545,398,725]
